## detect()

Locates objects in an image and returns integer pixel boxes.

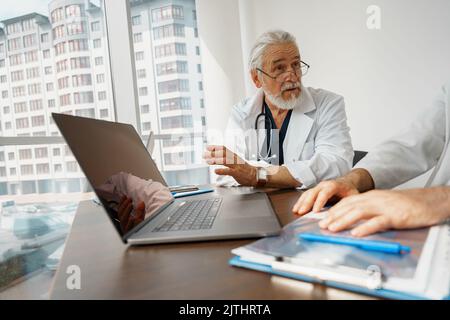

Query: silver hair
[248,30,297,71]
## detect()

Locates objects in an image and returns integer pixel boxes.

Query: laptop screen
[52,113,174,239]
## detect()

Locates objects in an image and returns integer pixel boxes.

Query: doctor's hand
[204,145,258,187]
[317,188,450,237]
[293,178,360,216]
[292,169,375,216]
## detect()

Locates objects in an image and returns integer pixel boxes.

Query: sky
[0,0,49,21]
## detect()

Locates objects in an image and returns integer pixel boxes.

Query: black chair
[353,150,368,167]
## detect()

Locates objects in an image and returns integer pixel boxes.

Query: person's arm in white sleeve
[354,90,446,189]
[284,95,353,188]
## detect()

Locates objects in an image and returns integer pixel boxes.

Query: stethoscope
[254,104,277,162]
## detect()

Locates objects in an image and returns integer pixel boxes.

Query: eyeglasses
[256,61,310,83]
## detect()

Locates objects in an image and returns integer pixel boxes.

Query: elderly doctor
[204,30,353,189]
[293,81,450,236]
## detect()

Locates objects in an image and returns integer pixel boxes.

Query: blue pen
[172,188,214,198]
[298,233,411,254]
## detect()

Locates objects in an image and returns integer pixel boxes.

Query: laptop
[52,113,281,245]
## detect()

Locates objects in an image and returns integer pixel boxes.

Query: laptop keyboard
[153,198,222,232]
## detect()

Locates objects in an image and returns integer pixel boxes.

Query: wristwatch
[256,167,268,187]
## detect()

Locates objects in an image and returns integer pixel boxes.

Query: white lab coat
[355,81,450,188]
[217,85,354,188]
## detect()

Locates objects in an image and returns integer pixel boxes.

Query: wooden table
[50,187,372,300]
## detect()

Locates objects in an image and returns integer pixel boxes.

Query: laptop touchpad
[220,194,273,218]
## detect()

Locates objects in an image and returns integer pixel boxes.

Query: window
[75,108,95,118]
[36,163,50,175]
[72,74,92,87]
[20,165,34,175]
[23,34,37,48]
[46,83,54,92]
[156,61,188,75]
[135,51,144,61]
[48,99,56,108]
[7,22,22,34]
[8,37,22,51]
[3,106,10,114]
[96,73,105,83]
[93,39,101,48]
[100,109,109,118]
[66,161,78,172]
[12,86,26,97]
[31,115,45,127]
[43,49,51,59]
[98,91,107,101]
[10,53,22,66]
[142,122,151,131]
[158,79,189,94]
[0,43,4,53]
[58,77,70,89]
[131,15,141,26]
[56,60,68,72]
[41,33,49,43]
[161,115,193,129]
[160,97,191,112]
[0,59,5,67]
[55,42,66,56]
[153,24,185,39]
[24,51,38,63]
[198,81,203,91]
[73,91,94,104]
[51,7,64,23]
[26,67,40,79]
[95,57,103,66]
[67,22,85,35]
[53,148,61,156]
[164,151,195,165]
[66,4,82,18]
[0,75,6,83]
[16,117,30,129]
[70,57,90,69]
[133,33,142,43]
[30,99,43,111]
[154,43,187,58]
[60,94,71,106]
[14,102,27,113]
[68,39,89,52]
[196,46,200,55]
[35,148,48,159]
[45,66,53,75]
[197,64,202,73]
[152,5,184,22]
[91,21,100,32]
[141,104,150,113]
[11,70,24,82]
[22,19,35,31]
[53,25,65,39]
[138,87,148,96]
[137,69,146,79]
[54,164,62,172]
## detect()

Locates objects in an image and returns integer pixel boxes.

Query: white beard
[264,82,302,110]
